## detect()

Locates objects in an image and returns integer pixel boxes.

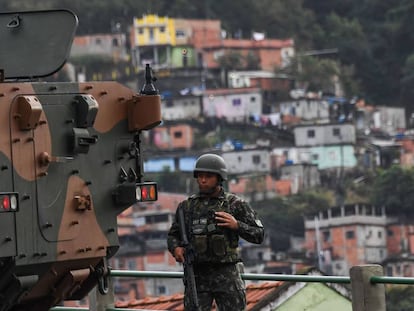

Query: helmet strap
[199,183,221,196]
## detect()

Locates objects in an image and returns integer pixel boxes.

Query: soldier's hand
[215,211,239,230]
[173,246,185,263]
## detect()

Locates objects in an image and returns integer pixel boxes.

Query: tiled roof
[115,281,283,310]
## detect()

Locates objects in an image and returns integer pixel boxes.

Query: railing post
[350,264,386,311]
[88,278,115,311]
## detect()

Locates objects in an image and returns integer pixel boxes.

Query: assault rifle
[178,205,200,311]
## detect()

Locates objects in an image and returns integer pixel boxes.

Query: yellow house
[133,15,176,46]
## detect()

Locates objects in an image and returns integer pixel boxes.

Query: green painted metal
[241,272,350,283]
[110,269,351,283]
[110,269,414,285]
[110,269,183,279]
[50,308,88,311]
[370,276,414,285]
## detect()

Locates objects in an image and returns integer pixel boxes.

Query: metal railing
[51,264,414,311]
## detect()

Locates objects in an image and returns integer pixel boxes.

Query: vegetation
[372,166,414,218]
[386,285,414,311]
[3,0,414,112]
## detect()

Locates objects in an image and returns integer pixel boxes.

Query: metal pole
[90,278,115,311]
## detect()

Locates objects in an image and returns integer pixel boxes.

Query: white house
[279,99,330,122]
[202,88,262,123]
[222,148,270,174]
[293,123,356,147]
[161,95,202,120]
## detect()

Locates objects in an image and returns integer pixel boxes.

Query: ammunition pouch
[194,235,208,255]
[211,234,226,257]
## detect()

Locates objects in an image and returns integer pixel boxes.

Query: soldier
[167,153,265,311]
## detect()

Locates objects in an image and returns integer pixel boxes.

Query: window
[95,38,102,45]
[252,155,261,164]
[333,128,341,136]
[176,30,186,37]
[307,129,315,138]
[232,98,241,106]
[346,230,355,239]
[322,230,331,242]
[173,131,183,139]
[386,266,393,276]
[250,96,256,102]
[112,38,119,47]
[344,205,355,216]
[158,285,167,295]
[166,100,173,108]
[160,26,165,32]
[138,28,144,35]
[127,259,136,270]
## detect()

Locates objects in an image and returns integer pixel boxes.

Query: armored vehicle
[0,9,161,311]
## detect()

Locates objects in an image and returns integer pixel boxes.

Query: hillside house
[228,174,284,201]
[161,94,202,120]
[294,123,356,147]
[202,87,262,122]
[279,163,320,192]
[355,103,406,136]
[144,155,196,173]
[222,148,270,174]
[205,38,294,72]
[399,136,414,168]
[279,99,330,122]
[151,124,194,150]
[130,14,295,72]
[131,15,220,69]
[292,123,357,171]
[71,33,128,61]
[272,144,357,172]
[304,204,388,275]
[383,221,414,277]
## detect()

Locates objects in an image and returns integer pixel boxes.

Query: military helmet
[193,153,228,181]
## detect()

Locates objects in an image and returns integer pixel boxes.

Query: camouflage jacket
[167,188,264,263]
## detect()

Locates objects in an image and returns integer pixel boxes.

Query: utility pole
[314,216,323,271]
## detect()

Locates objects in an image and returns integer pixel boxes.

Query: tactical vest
[185,193,240,264]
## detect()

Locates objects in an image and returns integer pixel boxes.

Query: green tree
[216,51,244,70]
[255,191,331,251]
[251,0,321,49]
[245,51,260,70]
[371,166,414,217]
[278,54,358,97]
[401,53,414,105]
[386,285,414,311]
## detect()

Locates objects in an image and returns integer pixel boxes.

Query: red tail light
[136,182,157,202]
[0,193,18,212]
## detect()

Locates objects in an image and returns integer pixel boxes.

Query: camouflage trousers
[184,263,246,311]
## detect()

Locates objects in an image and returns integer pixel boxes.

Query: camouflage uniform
[168,188,264,311]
